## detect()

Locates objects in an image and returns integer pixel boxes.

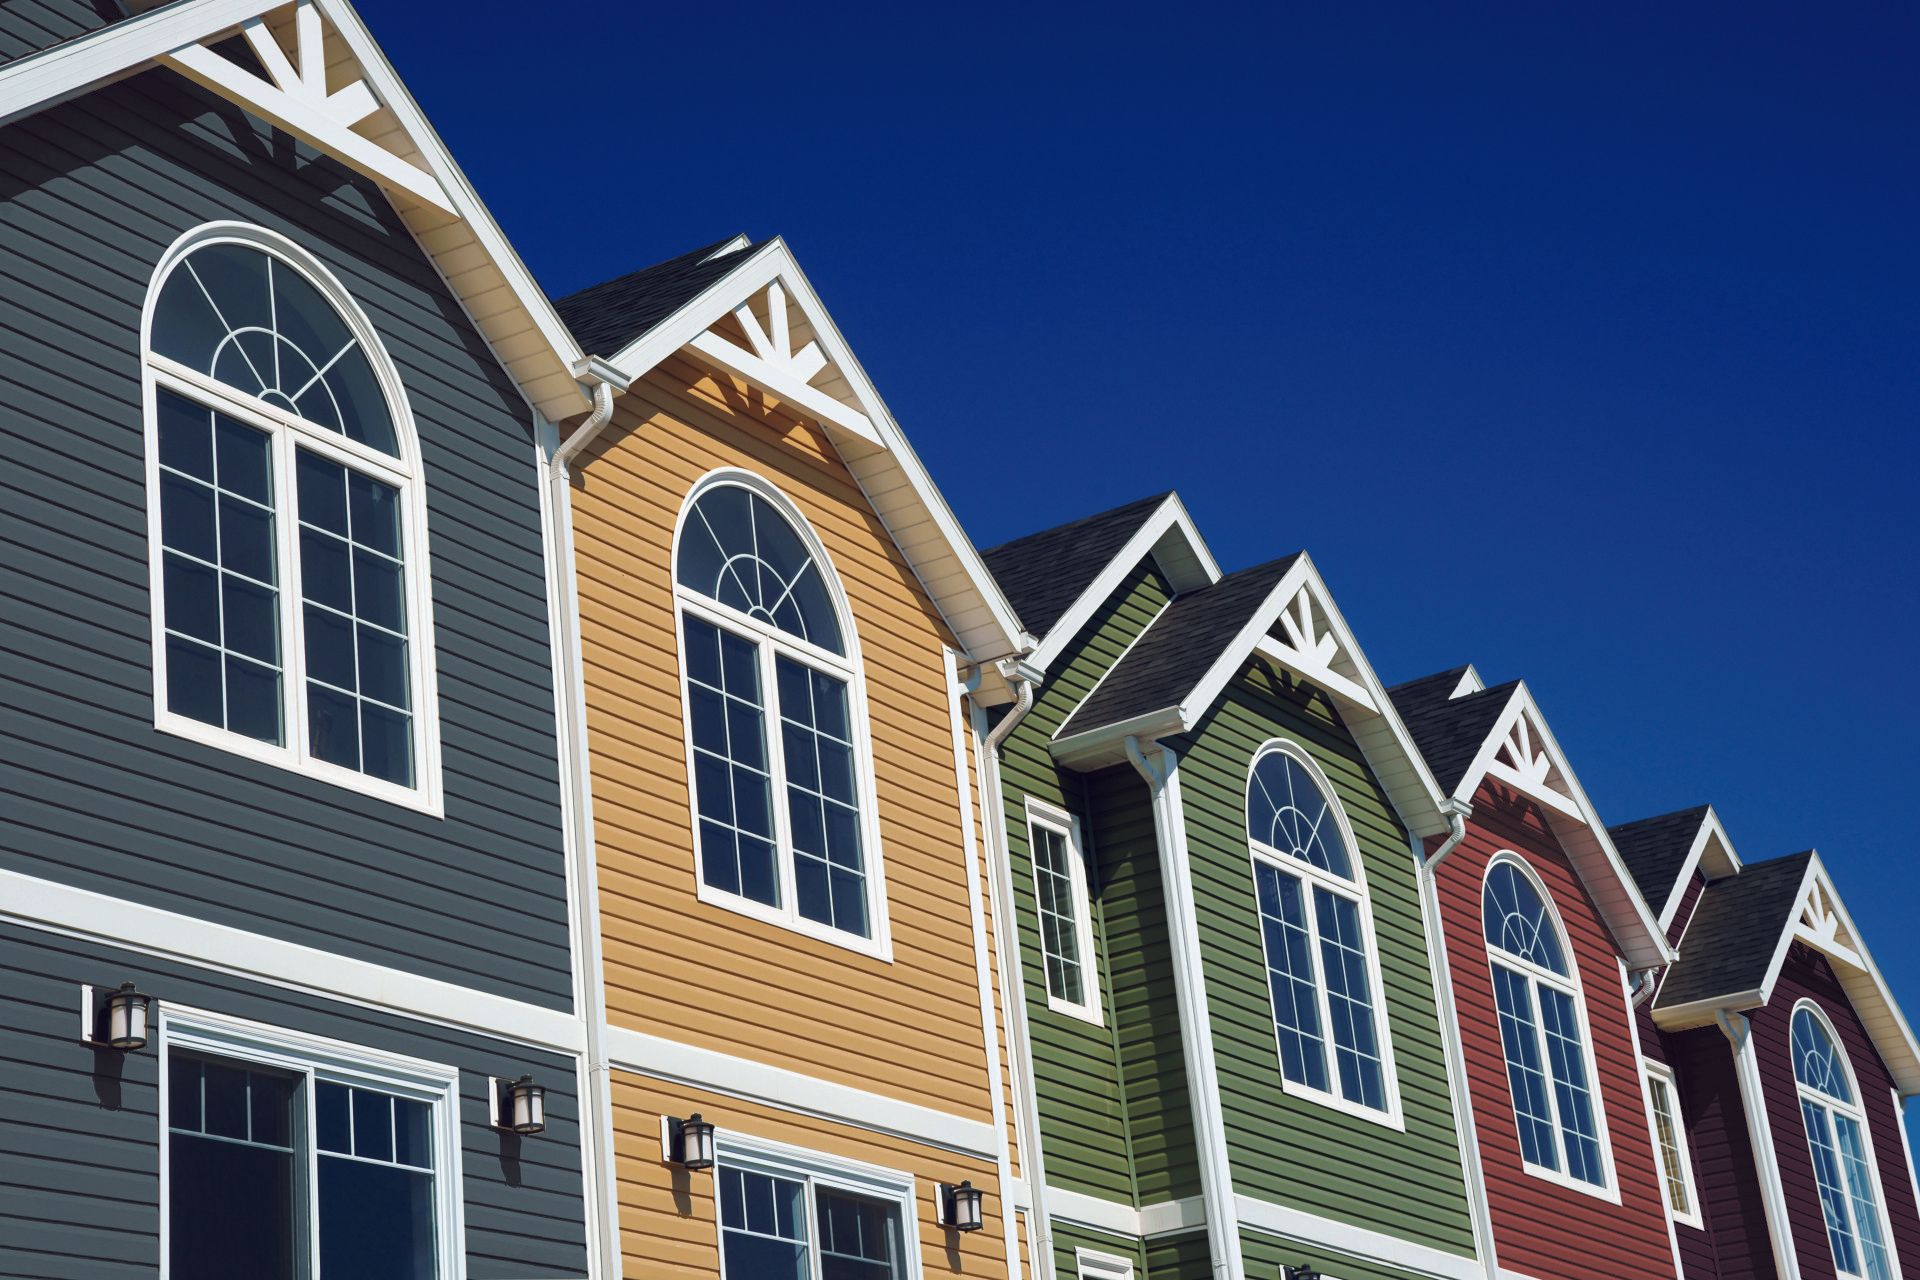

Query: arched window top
[1794,1005,1855,1105]
[151,238,399,458]
[675,480,845,656]
[1246,745,1354,881]
[1483,858,1569,977]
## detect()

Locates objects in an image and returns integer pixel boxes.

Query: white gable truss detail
[596,238,1027,668]
[161,1,450,214]
[1253,586,1378,715]
[1794,876,1866,974]
[1452,684,1671,969]
[0,0,592,420]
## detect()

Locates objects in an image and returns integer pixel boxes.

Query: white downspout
[972,667,1055,1279]
[1126,735,1245,1280]
[1717,1008,1801,1280]
[1413,803,1499,1279]
[545,365,623,1280]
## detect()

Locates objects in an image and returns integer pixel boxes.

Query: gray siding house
[0,3,604,1276]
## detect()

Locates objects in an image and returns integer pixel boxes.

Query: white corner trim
[1718,1009,1802,1280]
[602,1025,998,1159]
[0,867,585,1054]
[1234,1196,1484,1280]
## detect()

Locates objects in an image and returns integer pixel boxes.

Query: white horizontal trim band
[0,868,585,1054]
[1235,1195,1482,1280]
[604,1025,999,1159]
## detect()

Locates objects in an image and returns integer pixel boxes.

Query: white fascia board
[1455,685,1673,968]
[1655,807,1742,933]
[602,237,1025,664]
[1653,989,1768,1030]
[0,0,279,126]
[603,1024,999,1159]
[1025,494,1219,674]
[0,867,586,1054]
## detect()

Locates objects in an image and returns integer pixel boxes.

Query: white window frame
[672,468,892,960]
[157,1003,466,1280]
[141,222,444,815]
[1075,1247,1137,1280]
[1244,738,1404,1129]
[1482,852,1619,1201]
[1642,1057,1703,1228]
[711,1129,923,1280]
[1792,999,1904,1280]
[1025,797,1102,1025]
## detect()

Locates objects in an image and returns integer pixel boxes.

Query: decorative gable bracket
[1794,876,1866,973]
[1253,587,1377,714]
[160,0,453,213]
[1481,702,1582,820]
[687,278,881,446]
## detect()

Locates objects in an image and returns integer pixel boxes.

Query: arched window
[1483,857,1610,1189]
[143,225,438,809]
[1246,742,1398,1120]
[1793,1003,1895,1280]
[674,472,884,951]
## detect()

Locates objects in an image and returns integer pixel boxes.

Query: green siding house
[979,495,1483,1280]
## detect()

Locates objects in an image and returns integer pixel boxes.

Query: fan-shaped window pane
[1794,1007,1854,1103]
[1483,860,1568,975]
[152,242,398,457]
[676,486,844,654]
[1247,751,1353,879]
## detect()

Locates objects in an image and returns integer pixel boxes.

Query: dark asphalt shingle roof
[552,236,754,356]
[1056,555,1300,739]
[1,1,128,64]
[1609,806,1714,912]
[1387,671,1519,796]
[1655,852,1813,1011]
[979,492,1171,637]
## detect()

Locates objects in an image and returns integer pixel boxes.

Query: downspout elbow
[980,663,1035,757]
[1629,968,1661,1008]
[1422,802,1471,876]
[551,363,620,477]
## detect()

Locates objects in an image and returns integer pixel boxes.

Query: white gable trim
[1024,493,1220,672]
[595,236,1027,665]
[1653,806,1744,934]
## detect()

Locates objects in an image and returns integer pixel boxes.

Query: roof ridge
[980,491,1173,558]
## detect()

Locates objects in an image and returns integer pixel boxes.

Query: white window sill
[1520,1158,1621,1204]
[155,711,444,817]
[1045,991,1105,1027]
[1279,1077,1406,1132]
[695,881,894,963]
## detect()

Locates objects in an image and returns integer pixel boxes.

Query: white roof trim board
[1446,683,1673,970]
[0,0,592,421]
[596,237,1027,667]
[1024,493,1221,673]
[1654,806,1743,934]
[1054,552,1456,841]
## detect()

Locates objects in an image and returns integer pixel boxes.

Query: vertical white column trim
[1620,959,1687,1280]
[1718,1009,1800,1280]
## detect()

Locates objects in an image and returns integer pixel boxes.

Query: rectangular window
[1643,1060,1701,1227]
[715,1140,915,1280]
[1076,1249,1137,1280]
[1027,800,1100,1024]
[163,1010,457,1280]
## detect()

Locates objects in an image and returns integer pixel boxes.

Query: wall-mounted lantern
[81,982,152,1051]
[663,1113,716,1169]
[938,1180,985,1232]
[1282,1266,1323,1280]
[492,1075,546,1135]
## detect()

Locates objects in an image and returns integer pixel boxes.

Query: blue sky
[378,6,1916,998]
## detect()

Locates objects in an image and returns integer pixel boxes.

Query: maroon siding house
[1618,807,1920,1280]
[1392,667,1681,1280]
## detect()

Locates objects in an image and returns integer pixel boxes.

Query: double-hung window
[1027,800,1100,1024]
[1483,856,1612,1192]
[1246,742,1399,1121]
[143,227,438,810]
[715,1140,917,1279]
[675,475,886,953]
[1793,1003,1897,1280]
[163,1009,459,1280]
[1642,1059,1702,1227]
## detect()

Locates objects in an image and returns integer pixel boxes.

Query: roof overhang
[1653,806,1743,934]
[1051,552,1455,839]
[1655,854,1920,1094]
[1023,493,1220,674]
[1447,683,1673,969]
[588,236,1029,676]
[0,0,592,421]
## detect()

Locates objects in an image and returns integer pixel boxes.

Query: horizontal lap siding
[1178,665,1475,1255]
[1000,559,1172,1203]
[1239,1227,1439,1280]
[610,1073,1009,1278]
[0,72,571,1006]
[573,359,993,1118]
[1050,1222,1145,1279]
[1438,788,1676,1279]
[1752,948,1920,1279]
[0,922,587,1280]
[1663,1026,1755,1280]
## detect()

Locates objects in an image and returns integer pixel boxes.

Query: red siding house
[1393,667,1681,1280]
[1617,807,1920,1280]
